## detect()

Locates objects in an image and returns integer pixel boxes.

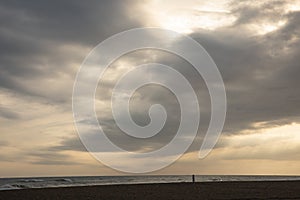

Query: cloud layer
[0,0,299,176]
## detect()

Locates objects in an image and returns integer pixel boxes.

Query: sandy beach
[0,181,300,200]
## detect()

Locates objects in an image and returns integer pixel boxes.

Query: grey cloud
[0,140,8,146]
[0,0,140,45]
[29,151,80,165]
[231,0,286,26]
[0,141,81,165]
[0,107,20,119]
[93,12,300,152]
[93,49,211,153]
[188,9,300,135]
[72,3,300,159]
[0,0,141,103]
[49,136,87,152]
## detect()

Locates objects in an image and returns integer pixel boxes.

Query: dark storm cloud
[0,0,140,45]
[193,10,300,135]
[91,49,211,153]
[0,0,141,102]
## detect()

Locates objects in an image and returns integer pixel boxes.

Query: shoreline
[1,180,300,199]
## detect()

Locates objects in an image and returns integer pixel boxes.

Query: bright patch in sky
[286,1,300,12]
[224,123,300,148]
[141,0,236,33]
[254,20,287,35]
[138,0,300,36]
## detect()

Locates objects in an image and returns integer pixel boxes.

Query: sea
[0,175,299,191]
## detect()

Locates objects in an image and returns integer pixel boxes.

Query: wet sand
[1,181,300,200]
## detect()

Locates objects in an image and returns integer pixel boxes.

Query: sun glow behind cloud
[252,20,287,35]
[232,0,299,36]
[136,0,300,36]
[286,1,300,12]
[140,0,236,34]
[223,123,300,149]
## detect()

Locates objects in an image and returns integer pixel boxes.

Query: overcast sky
[0,0,300,177]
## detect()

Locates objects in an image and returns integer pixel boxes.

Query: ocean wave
[20,179,44,183]
[210,177,222,182]
[54,178,73,183]
[0,184,29,190]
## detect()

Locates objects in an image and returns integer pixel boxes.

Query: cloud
[189,9,300,136]
[0,0,141,103]
[48,136,87,152]
[74,2,300,156]
[0,140,8,147]
[0,107,20,120]
[29,151,80,165]
[0,0,140,44]
[214,123,300,161]
[0,0,299,174]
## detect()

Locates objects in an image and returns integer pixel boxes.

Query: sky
[0,0,300,177]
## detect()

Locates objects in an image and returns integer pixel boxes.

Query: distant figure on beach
[192,174,195,183]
